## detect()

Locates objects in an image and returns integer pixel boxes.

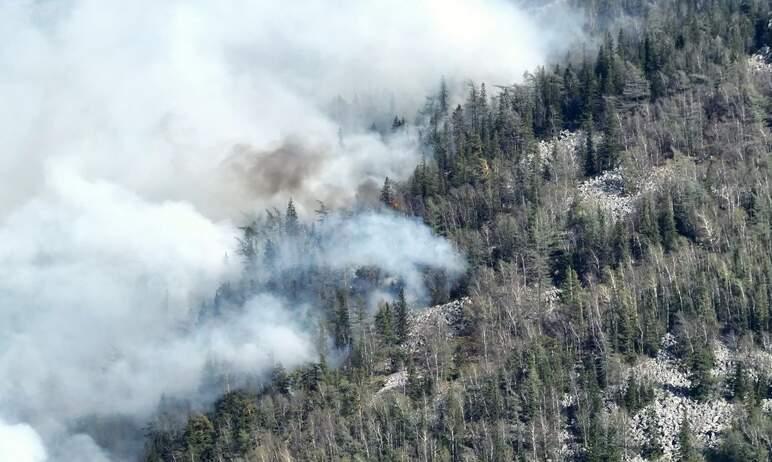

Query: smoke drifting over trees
[0,1,581,460]
[0,0,580,218]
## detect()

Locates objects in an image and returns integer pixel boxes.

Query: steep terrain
[143,2,772,461]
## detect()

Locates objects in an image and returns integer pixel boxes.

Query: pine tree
[611,219,630,266]
[678,411,702,462]
[642,406,664,460]
[271,363,290,395]
[333,290,352,349]
[439,77,449,116]
[562,64,582,128]
[394,287,409,345]
[183,414,215,462]
[391,115,405,131]
[638,195,661,254]
[406,358,422,401]
[523,357,542,422]
[561,266,584,324]
[375,302,394,345]
[751,280,769,332]
[659,192,679,252]
[583,115,598,177]
[730,362,748,401]
[689,344,715,401]
[380,177,395,208]
[580,53,598,119]
[596,41,615,95]
[314,200,329,223]
[613,286,636,358]
[624,375,641,411]
[598,100,622,172]
[285,198,299,235]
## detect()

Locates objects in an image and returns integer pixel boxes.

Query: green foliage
[659,192,679,252]
[729,362,749,402]
[709,406,771,462]
[689,345,716,402]
[642,406,664,460]
[584,115,598,176]
[333,289,352,349]
[623,375,655,413]
[144,2,772,461]
[678,412,704,462]
[374,302,394,345]
[183,414,215,462]
[270,363,290,395]
[598,100,622,172]
[394,288,409,345]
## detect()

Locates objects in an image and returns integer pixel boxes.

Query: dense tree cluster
[145,1,772,461]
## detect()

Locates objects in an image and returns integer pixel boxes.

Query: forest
[143,1,772,461]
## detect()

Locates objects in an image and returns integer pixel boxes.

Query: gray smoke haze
[0,174,464,461]
[0,0,583,218]
[219,132,420,210]
[0,0,583,460]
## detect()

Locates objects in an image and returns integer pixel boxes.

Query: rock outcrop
[622,334,758,461]
[406,297,471,352]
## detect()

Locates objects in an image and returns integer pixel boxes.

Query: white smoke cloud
[0,419,47,462]
[0,0,581,218]
[0,0,582,459]
[273,212,467,299]
[0,171,462,461]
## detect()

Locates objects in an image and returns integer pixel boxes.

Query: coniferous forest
[142,1,772,461]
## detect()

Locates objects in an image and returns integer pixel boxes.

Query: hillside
[141,2,772,461]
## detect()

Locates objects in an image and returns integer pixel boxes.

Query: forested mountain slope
[145,1,772,461]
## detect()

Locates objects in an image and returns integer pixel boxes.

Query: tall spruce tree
[394,287,409,345]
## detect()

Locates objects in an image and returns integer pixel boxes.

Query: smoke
[219,132,420,210]
[0,0,583,460]
[0,419,47,462]
[0,168,464,461]
[245,211,467,302]
[0,0,582,218]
